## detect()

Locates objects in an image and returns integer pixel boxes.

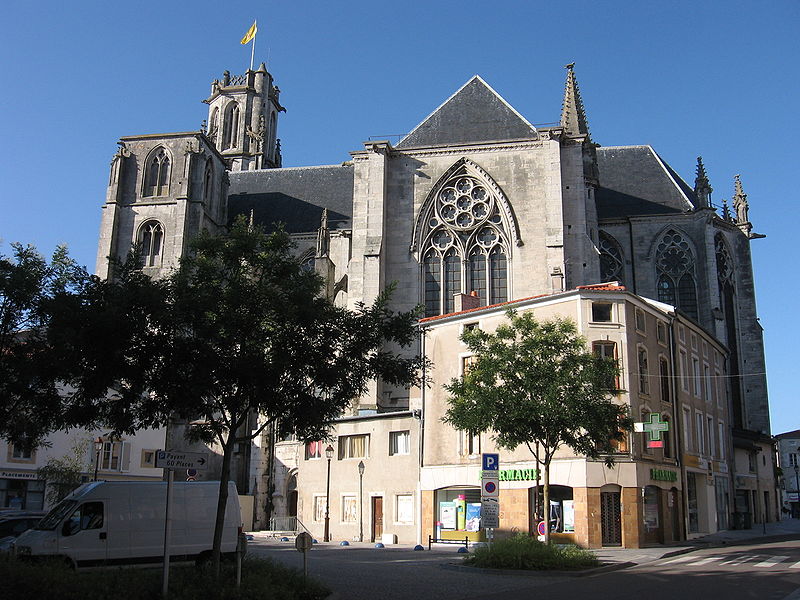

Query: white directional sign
[155,450,209,470]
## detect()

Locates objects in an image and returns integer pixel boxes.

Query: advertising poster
[562,500,575,533]
[456,495,466,530]
[440,502,457,530]
[465,503,481,532]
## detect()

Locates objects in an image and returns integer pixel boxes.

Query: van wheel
[195,551,212,568]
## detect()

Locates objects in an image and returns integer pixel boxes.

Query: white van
[13,481,242,568]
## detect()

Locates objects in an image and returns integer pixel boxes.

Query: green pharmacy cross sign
[634,413,669,449]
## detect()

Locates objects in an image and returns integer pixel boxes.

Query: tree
[36,437,90,505]
[67,219,425,575]
[443,310,630,544]
[0,243,88,448]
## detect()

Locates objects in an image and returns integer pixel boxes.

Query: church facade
[94,63,776,544]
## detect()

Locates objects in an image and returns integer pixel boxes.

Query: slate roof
[596,146,697,219]
[227,164,354,233]
[396,76,538,149]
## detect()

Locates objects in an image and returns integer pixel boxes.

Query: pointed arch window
[203,159,214,208]
[143,147,170,197]
[222,101,240,150]
[417,162,515,317]
[138,220,164,268]
[598,231,625,284]
[655,229,698,320]
[208,107,219,142]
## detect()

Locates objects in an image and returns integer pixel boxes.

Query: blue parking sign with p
[482,453,499,471]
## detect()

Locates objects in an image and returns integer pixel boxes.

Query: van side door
[59,500,107,565]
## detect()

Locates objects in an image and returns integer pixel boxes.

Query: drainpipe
[416,324,428,547]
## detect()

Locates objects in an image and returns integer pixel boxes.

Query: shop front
[434,486,484,542]
[0,470,45,510]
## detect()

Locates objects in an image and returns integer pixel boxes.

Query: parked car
[13,481,242,568]
[0,512,46,553]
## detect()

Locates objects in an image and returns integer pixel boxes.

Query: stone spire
[316,208,330,258]
[721,198,732,222]
[693,156,712,209]
[560,63,591,140]
[732,174,751,235]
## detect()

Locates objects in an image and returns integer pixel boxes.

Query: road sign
[187,468,198,477]
[482,453,499,471]
[482,498,499,528]
[155,450,208,470]
[295,532,313,552]
[482,479,499,498]
[186,476,196,482]
[537,520,547,536]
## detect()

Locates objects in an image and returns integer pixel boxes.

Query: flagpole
[250,20,256,71]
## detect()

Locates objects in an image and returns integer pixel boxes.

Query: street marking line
[691,556,724,566]
[755,556,790,568]
[719,554,763,566]
[790,561,800,569]
[662,555,696,564]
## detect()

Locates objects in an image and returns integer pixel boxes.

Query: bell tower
[204,63,285,171]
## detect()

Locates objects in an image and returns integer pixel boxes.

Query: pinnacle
[693,156,712,209]
[560,63,591,139]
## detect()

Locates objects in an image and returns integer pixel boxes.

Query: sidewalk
[594,518,800,566]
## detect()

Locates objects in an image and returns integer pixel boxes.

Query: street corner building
[93,61,777,547]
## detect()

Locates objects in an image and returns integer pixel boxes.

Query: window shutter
[120,442,131,472]
[85,439,97,471]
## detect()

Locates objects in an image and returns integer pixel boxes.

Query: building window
[396,494,414,524]
[138,220,164,268]
[203,159,214,207]
[635,308,646,332]
[638,347,649,395]
[593,341,618,389]
[655,229,698,320]
[591,303,613,322]
[305,441,324,460]
[748,452,757,473]
[338,434,369,459]
[140,449,156,468]
[683,408,692,451]
[704,364,712,402]
[10,444,33,461]
[207,107,219,141]
[143,147,170,197]
[657,321,667,345]
[389,431,410,456]
[313,495,327,522]
[707,416,715,457]
[598,231,625,284]
[417,162,513,316]
[659,357,671,403]
[695,413,705,455]
[341,496,357,523]
[789,453,798,468]
[99,440,130,472]
[680,350,689,392]
[692,357,701,397]
[222,101,240,149]
[459,431,480,457]
[718,422,725,459]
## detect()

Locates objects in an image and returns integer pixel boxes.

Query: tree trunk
[543,459,551,545]
[212,435,235,577]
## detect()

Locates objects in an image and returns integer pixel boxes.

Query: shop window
[592,302,613,322]
[0,479,44,510]
[389,431,410,456]
[338,434,369,459]
[341,496,357,523]
[643,485,660,533]
[531,485,575,533]
[436,488,481,534]
[687,473,700,533]
[396,494,414,524]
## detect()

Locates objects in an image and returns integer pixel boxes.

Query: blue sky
[1,1,798,432]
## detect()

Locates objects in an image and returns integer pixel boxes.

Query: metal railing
[268,516,298,532]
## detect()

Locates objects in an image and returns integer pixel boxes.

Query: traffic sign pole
[161,468,174,598]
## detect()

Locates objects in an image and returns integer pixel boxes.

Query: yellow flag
[240,21,257,45]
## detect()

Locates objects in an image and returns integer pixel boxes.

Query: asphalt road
[249,539,800,600]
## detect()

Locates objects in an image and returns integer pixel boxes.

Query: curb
[439,560,637,578]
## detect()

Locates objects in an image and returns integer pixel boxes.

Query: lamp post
[93,437,103,481]
[324,444,334,542]
[358,460,365,542]
[794,465,799,519]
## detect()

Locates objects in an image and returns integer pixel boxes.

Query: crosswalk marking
[664,553,800,569]
[790,561,800,569]
[662,555,695,565]
[719,554,764,566]
[691,555,724,566]
[755,556,790,568]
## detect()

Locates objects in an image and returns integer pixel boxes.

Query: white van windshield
[36,500,78,530]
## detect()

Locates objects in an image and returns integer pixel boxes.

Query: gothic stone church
[95,64,772,533]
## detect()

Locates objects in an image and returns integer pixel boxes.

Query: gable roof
[396,76,538,149]
[595,146,697,219]
[227,164,354,233]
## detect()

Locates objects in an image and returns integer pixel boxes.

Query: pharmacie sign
[650,468,678,482]
[480,468,540,481]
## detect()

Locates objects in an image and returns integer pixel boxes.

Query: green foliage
[444,310,630,466]
[0,555,329,600]
[464,535,598,571]
[36,437,89,505]
[0,243,89,448]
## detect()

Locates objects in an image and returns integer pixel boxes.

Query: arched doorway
[600,484,622,546]
[286,474,298,518]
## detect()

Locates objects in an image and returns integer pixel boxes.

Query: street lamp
[794,465,799,519]
[324,444,334,542]
[93,437,104,481]
[358,460,365,542]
